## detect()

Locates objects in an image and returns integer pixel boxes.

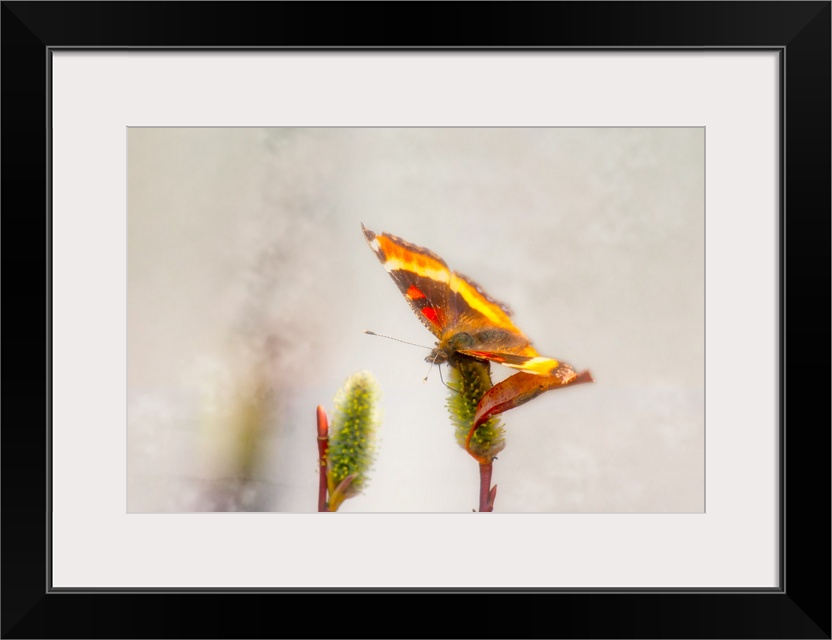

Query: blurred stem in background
[198,351,277,512]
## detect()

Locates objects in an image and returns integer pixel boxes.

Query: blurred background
[127,127,704,513]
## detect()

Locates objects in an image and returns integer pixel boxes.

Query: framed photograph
[3,2,829,638]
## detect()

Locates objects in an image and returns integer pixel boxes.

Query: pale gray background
[128,127,704,513]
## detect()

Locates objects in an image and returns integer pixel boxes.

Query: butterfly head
[426,332,476,366]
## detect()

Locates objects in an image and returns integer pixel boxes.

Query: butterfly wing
[364,224,567,377]
[456,348,567,377]
[445,273,567,376]
[447,272,525,340]
[363,224,451,338]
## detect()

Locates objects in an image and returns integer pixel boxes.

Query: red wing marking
[407,285,426,300]
[465,351,506,362]
[420,306,443,326]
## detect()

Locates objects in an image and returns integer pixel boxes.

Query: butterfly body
[363,224,570,378]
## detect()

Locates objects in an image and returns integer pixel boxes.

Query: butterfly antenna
[363,330,432,351]
[365,330,456,390]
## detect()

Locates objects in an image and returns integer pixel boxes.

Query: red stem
[316,405,329,512]
[479,461,496,512]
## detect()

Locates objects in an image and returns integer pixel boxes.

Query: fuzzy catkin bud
[446,357,506,462]
[326,371,381,507]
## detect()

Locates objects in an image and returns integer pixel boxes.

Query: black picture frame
[2,2,829,638]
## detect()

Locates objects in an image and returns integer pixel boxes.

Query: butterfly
[362,224,572,378]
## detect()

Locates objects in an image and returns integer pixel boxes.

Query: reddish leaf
[473,365,594,431]
[316,405,329,439]
[327,473,358,512]
[488,484,498,510]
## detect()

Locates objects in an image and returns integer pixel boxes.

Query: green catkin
[446,357,506,462]
[327,371,381,498]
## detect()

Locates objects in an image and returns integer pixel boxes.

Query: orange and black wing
[455,348,567,377]
[364,224,567,377]
[444,273,567,376]
[362,224,451,338]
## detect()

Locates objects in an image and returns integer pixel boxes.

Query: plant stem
[479,461,496,512]
[316,405,329,512]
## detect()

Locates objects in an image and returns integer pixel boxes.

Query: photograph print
[127,127,704,513]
